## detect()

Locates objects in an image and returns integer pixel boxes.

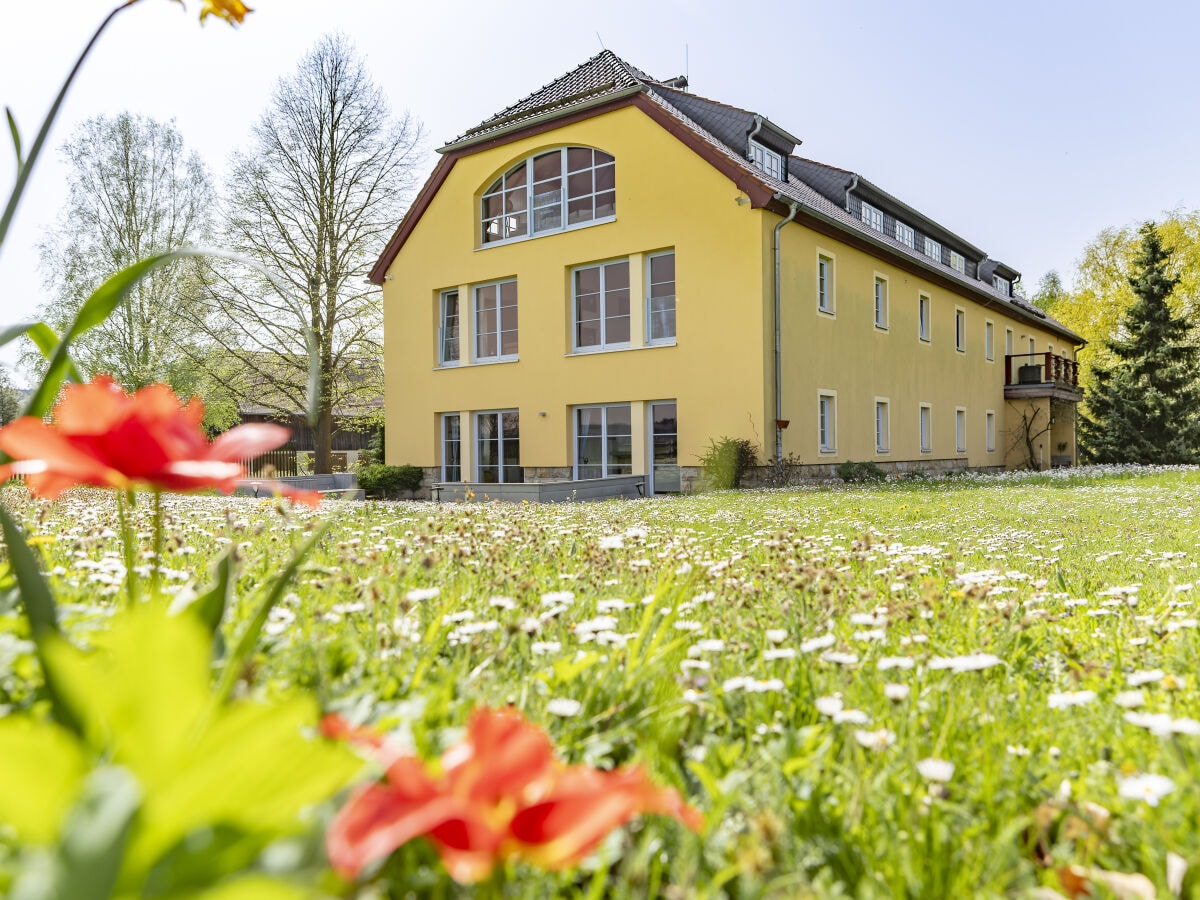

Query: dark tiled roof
[449,50,644,146]
[425,51,1076,339]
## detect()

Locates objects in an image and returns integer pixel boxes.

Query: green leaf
[0,503,58,639]
[0,320,39,350]
[213,524,329,704]
[6,106,21,167]
[185,550,236,637]
[24,250,204,419]
[51,766,142,900]
[24,322,84,387]
[0,718,88,844]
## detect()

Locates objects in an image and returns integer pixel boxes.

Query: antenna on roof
[596,31,606,50]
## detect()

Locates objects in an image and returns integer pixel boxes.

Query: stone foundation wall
[738,457,982,488]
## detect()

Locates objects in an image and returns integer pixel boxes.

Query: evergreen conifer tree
[1079,223,1200,462]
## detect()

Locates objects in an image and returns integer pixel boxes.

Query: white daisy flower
[853,728,896,751]
[1047,690,1097,709]
[1117,773,1175,806]
[547,698,583,717]
[916,758,955,783]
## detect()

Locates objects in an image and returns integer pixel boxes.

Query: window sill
[819,448,837,455]
[875,325,889,332]
[817,307,836,318]
[920,448,933,454]
[477,215,616,250]
[919,337,931,344]
[434,356,519,370]
[566,342,675,357]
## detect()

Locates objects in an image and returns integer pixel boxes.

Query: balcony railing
[1004,352,1079,388]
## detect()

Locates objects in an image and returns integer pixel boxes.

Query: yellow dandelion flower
[168,0,252,26]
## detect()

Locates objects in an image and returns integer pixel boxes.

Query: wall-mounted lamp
[538,411,547,417]
[735,195,750,206]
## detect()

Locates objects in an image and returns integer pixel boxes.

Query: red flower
[0,375,319,506]
[324,707,704,883]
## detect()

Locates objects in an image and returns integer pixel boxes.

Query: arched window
[481,147,615,244]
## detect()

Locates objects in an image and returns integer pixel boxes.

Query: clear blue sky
[3,0,1199,384]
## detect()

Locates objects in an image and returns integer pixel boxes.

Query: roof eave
[438,85,647,154]
[769,192,1085,345]
[854,176,987,259]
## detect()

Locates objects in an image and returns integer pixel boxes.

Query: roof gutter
[438,85,647,154]
[773,197,801,469]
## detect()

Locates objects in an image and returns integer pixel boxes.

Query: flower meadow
[3,466,1200,897]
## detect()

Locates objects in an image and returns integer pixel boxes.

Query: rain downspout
[845,174,859,213]
[773,198,800,469]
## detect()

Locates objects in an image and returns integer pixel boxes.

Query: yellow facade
[380,100,1078,489]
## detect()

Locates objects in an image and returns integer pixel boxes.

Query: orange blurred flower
[0,375,318,506]
[324,707,704,883]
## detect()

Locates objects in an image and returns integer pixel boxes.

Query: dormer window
[949,251,966,274]
[924,236,942,263]
[749,140,782,180]
[894,221,915,248]
[993,275,1011,296]
[481,147,615,245]
[861,201,884,233]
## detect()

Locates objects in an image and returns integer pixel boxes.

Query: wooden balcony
[1003,352,1083,401]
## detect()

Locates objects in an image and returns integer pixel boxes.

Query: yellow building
[370,51,1083,497]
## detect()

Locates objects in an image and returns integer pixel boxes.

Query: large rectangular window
[950,251,966,274]
[993,275,1010,296]
[895,221,915,248]
[442,414,462,482]
[874,276,888,329]
[985,410,996,452]
[956,408,967,453]
[955,307,966,352]
[475,281,518,361]
[574,260,630,351]
[818,392,837,453]
[439,290,460,366]
[476,410,522,483]
[647,252,676,343]
[919,404,932,453]
[1006,328,1014,356]
[918,294,931,342]
[575,404,632,479]
[875,400,890,453]
[924,236,942,263]
[817,254,835,314]
[651,401,680,493]
[985,320,995,361]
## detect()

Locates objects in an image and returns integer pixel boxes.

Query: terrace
[1003,351,1083,401]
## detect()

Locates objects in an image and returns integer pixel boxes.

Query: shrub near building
[357,464,423,498]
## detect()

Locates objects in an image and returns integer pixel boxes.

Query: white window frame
[924,236,942,263]
[874,275,889,330]
[648,400,680,494]
[438,289,461,367]
[571,258,631,353]
[1028,336,1036,355]
[985,410,996,453]
[955,407,967,454]
[1005,327,1014,357]
[875,399,890,454]
[955,307,966,353]
[818,391,837,453]
[749,140,782,180]
[441,413,462,482]
[817,252,835,314]
[474,279,518,363]
[993,275,1010,296]
[646,251,676,344]
[949,251,966,274]
[480,147,615,245]
[861,201,885,233]
[574,403,634,480]
[475,409,522,483]
[919,404,932,453]
[918,293,931,342]
[985,320,995,361]
[894,220,915,248]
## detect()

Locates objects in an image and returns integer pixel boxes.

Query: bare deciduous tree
[198,34,422,472]
[30,113,214,392]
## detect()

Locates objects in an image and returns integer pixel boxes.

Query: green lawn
[4,466,1199,898]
